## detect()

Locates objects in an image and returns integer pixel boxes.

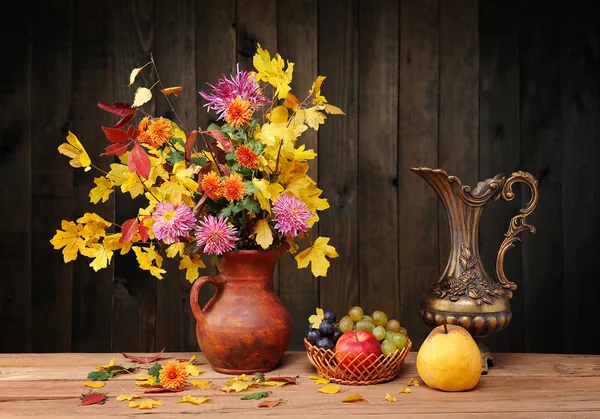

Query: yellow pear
[416,324,481,391]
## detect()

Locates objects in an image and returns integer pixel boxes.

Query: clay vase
[189,244,292,375]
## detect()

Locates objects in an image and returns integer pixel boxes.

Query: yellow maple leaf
[252,219,273,250]
[50,220,85,262]
[77,213,112,239]
[397,387,411,394]
[224,374,253,386]
[293,145,317,162]
[295,237,339,277]
[342,394,364,403]
[179,254,206,283]
[117,393,141,401]
[133,246,166,279]
[309,75,327,105]
[84,381,105,388]
[184,354,204,376]
[324,104,345,115]
[256,122,296,148]
[252,44,294,99]
[96,357,115,371]
[307,375,329,385]
[121,171,144,198]
[166,243,185,258]
[159,180,188,204]
[220,380,254,393]
[318,384,340,394]
[89,176,115,204]
[81,243,113,271]
[129,398,164,410]
[407,378,420,387]
[58,131,91,171]
[103,233,132,255]
[385,392,397,402]
[269,105,289,124]
[303,106,326,131]
[189,380,213,390]
[132,87,152,108]
[178,395,210,405]
[252,179,284,213]
[261,381,286,387]
[135,376,161,387]
[308,308,324,329]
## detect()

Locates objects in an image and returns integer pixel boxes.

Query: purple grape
[323,308,337,323]
[319,321,335,337]
[316,337,334,351]
[306,329,321,345]
[332,328,343,343]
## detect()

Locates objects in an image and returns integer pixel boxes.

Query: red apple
[334,330,382,373]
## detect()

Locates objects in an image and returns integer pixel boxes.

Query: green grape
[392,332,408,350]
[372,326,386,341]
[348,306,364,322]
[399,327,408,336]
[339,316,354,333]
[371,310,388,327]
[385,331,395,341]
[355,319,375,332]
[386,319,401,333]
[361,315,373,323]
[381,339,397,356]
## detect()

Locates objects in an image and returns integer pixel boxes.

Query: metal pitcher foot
[476,338,494,375]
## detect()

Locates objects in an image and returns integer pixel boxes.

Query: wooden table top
[1,351,599,418]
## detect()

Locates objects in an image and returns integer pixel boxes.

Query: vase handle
[190,275,222,323]
[495,171,539,298]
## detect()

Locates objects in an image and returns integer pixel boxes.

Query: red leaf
[80,393,107,406]
[144,387,184,394]
[258,399,282,408]
[185,130,198,160]
[127,125,140,139]
[264,376,297,384]
[120,218,139,243]
[128,143,150,179]
[101,142,130,157]
[203,130,233,152]
[208,142,226,164]
[218,164,230,177]
[102,126,130,143]
[138,216,150,243]
[121,348,165,364]
[97,101,135,117]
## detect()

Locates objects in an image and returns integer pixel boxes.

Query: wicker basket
[304,336,412,385]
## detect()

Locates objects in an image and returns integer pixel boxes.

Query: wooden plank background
[0,0,598,355]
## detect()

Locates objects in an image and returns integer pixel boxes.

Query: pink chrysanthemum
[152,202,196,244]
[199,64,269,120]
[272,194,312,237]
[196,215,239,255]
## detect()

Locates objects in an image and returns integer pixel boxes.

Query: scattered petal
[318,384,340,394]
[178,395,210,405]
[84,381,105,388]
[397,387,411,394]
[342,394,364,403]
[407,378,420,387]
[385,392,397,402]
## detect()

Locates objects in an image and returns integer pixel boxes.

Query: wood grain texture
[519,0,564,354]
[0,352,599,418]
[560,0,600,355]
[399,0,440,349]
[30,0,74,352]
[70,0,115,353]
[154,0,197,352]
[0,0,32,353]
[438,0,479,273]
[111,0,157,352]
[478,0,524,353]
[277,0,319,350]
[318,0,360,317]
[358,0,400,320]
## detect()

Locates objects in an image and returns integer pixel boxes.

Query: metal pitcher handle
[495,171,539,298]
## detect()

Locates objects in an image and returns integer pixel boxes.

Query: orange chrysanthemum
[223,173,246,201]
[141,117,172,148]
[158,360,188,390]
[201,172,223,200]
[225,96,253,128]
[138,116,150,132]
[235,145,259,169]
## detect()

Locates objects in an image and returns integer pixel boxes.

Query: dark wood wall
[1,0,599,355]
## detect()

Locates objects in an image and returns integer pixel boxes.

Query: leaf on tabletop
[308,308,325,329]
[128,142,150,179]
[186,363,205,377]
[258,399,284,408]
[264,376,298,385]
[80,391,107,406]
[120,218,139,243]
[407,378,420,387]
[241,391,271,400]
[144,387,184,393]
[178,395,210,405]
[84,381,105,389]
[252,372,265,383]
[87,371,115,381]
[116,393,140,402]
[224,374,254,386]
[385,392,397,402]
[261,381,286,387]
[341,394,364,403]
[189,380,213,390]
[161,86,183,96]
[318,384,339,394]
[129,398,164,410]
[135,377,161,387]
[397,387,411,394]
[307,375,329,385]
[96,357,115,371]
[147,362,163,378]
[132,87,152,107]
[220,380,254,393]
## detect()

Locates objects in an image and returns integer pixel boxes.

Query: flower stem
[150,53,186,131]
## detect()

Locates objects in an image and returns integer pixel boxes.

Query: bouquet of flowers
[51,45,342,282]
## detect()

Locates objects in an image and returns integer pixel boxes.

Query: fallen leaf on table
[144,387,184,393]
[135,376,161,387]
[407,378,420,387]
[308,308,325,329]
[186,364,205,376]
[342,394,364,403]
[241,391,271,400]
[84,381,105,388]
[178,395,210,405]
[385,392,397,402]
[252,372,265,382]
[225,374,254,386]
[129,398,164,410]
[397,387,411,394]
[264,376,298,384]
[135,373,150,380]
[80,391,107,406]
[121,348,165,364]
[116,393,140,402]
[308,375,330,385]
[147,362,162,379]
[258,398,284,408]
[190,379,213,390]
[220,380,254,393]
[96,358,115,371]
[86,371,115,381]
[318,384,340,394]
[261,381,286,387]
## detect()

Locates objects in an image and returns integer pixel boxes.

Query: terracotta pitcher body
[190,244,292,374]
[412,168,538,373]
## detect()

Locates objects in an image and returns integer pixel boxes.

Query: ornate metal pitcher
[412,168,538,374]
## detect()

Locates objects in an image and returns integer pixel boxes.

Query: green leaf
[244,181,258,195]
[241,391,271,400]
[87,371,115,381]
[191,156,208,166]
[166,149,185,165]
[225,151,237,162]
[252,372,265,383]
[207,123,221,131]
[237,196,260,214]
[148,362,162,379]
[219,203,236,218]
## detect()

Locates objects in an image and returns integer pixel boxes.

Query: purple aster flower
[152,202,196,244]
[272,194,312,237]
[199,64,269,120]
[196,215,239,255]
